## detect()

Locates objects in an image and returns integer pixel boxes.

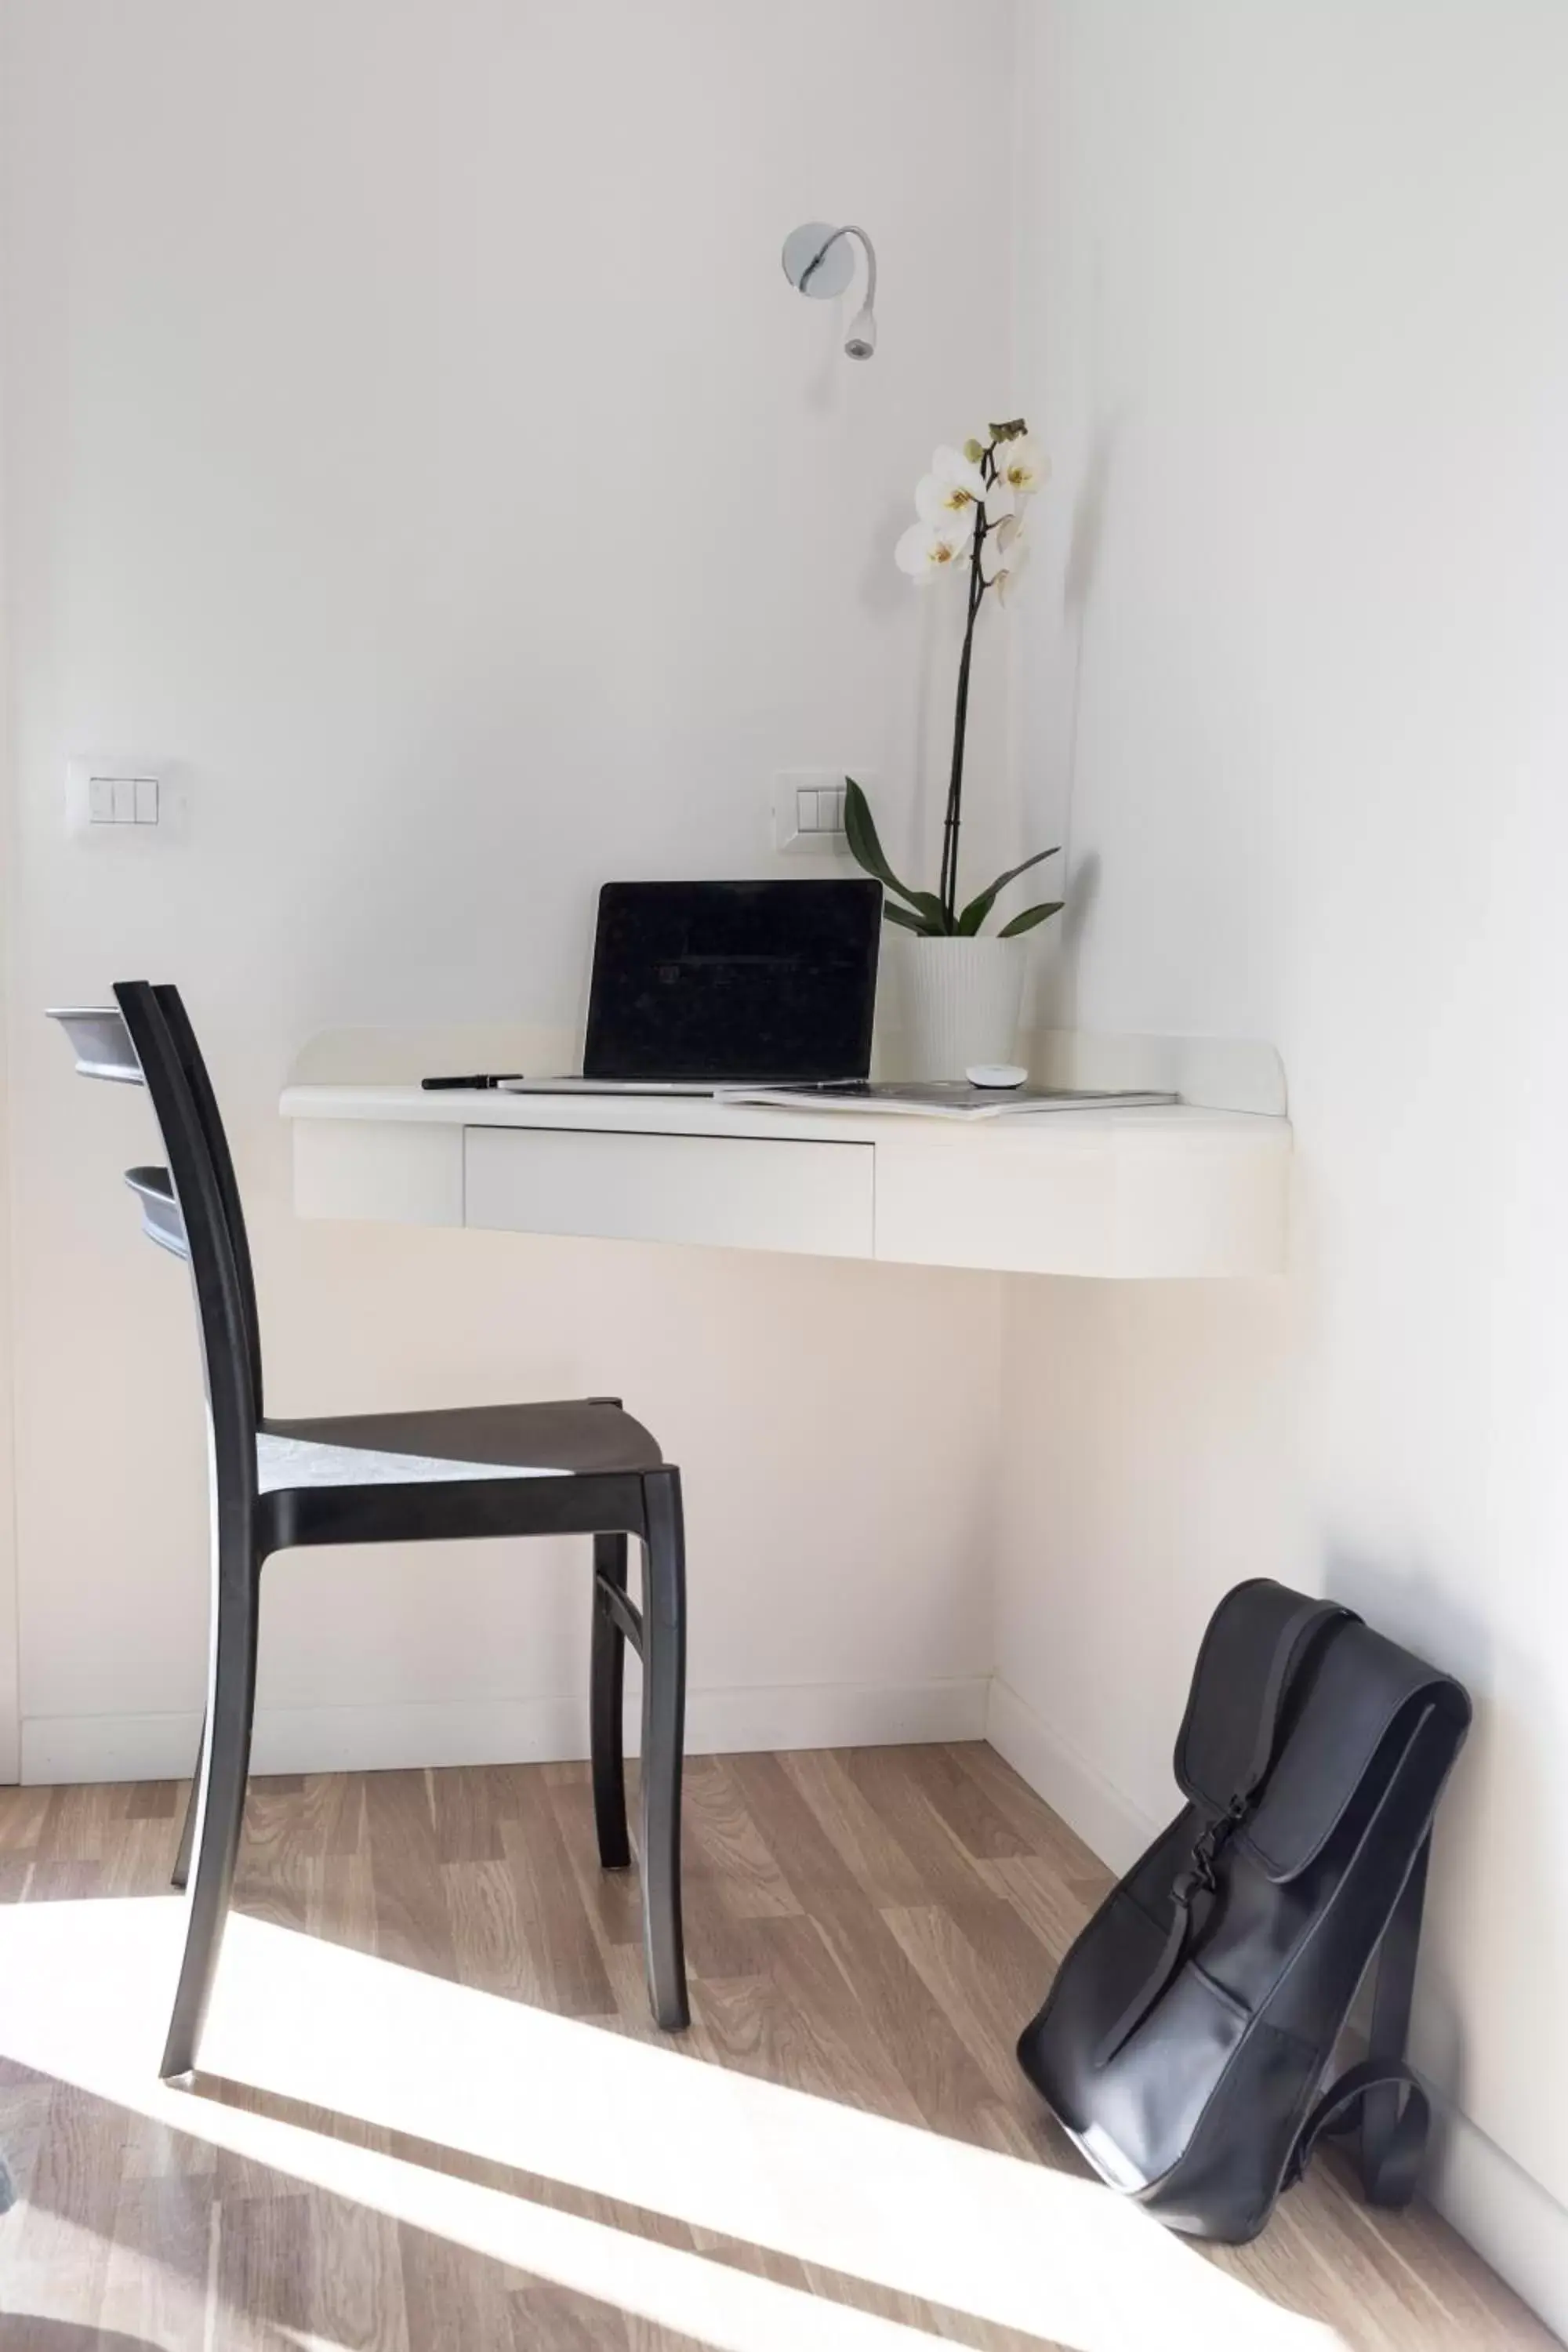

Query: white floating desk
[282,1083,1290,1280]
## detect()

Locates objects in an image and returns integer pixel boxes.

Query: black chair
[48,983,689,2079]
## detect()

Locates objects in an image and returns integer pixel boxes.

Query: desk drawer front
[463,1124,874,1258]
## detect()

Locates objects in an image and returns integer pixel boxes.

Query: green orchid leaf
[956,846,1062,935]
[881,898,937,934]
[996,898,1065,938]
[843,779,949,929]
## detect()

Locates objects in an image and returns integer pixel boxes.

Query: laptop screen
[584,880,882,1083]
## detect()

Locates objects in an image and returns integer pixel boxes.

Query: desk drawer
[464,1124,874,1258]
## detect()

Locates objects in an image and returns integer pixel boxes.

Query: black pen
[419,1073,524,1091]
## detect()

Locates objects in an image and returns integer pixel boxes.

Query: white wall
[0,177,16,1781]
[998,0,1568,2323]
[0,0,1017,1775]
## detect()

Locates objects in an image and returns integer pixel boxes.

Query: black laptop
[503,878,883,1095]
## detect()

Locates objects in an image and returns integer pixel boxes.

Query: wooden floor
[0,1744,1555,2350]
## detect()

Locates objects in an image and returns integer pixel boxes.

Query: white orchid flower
[996,434,1049,498]
[895,518,971,583]
[993,510,1021,553]
[915,445,988,527]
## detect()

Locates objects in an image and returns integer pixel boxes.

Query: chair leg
[590,1533,633,1870]
[172,1710,206,1890]
[160,1555,260,2081]
[638,1468,688,2031]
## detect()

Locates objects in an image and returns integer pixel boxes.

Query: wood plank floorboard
[0,1745,1555,2351]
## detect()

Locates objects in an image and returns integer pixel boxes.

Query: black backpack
[1015,1578,1470,2243]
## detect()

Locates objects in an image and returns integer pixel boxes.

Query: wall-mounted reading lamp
[782,221,878,360]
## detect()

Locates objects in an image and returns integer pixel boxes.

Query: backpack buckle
[1180,1794,1252,1902]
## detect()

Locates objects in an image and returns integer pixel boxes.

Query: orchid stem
[938,447,994,925]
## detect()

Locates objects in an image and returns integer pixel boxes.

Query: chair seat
[257,1398,662,1493]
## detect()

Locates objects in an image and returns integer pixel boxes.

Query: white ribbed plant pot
[902,935,1029,1079]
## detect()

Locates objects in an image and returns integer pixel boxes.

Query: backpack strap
[1096,1591,1347,2068]
[1288,2059,1430,2207]
[1287,1836,1432,2206]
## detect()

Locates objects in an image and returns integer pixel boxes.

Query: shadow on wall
[1320,1547,1552,2120]
[1039,847,1100,1036]
[1036,417,1117,1038]
[1063,420,1117,626]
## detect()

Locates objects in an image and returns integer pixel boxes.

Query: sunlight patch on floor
[0,1896,1345,2352]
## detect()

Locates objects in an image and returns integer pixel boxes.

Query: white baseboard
[984,1674,1568,2339]
[1426,2093,1568,2340]
[18,1674,989,1786]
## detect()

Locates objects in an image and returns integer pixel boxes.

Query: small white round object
[966,1062,1029,1090]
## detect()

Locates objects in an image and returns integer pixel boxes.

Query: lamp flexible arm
[800,223,877,310]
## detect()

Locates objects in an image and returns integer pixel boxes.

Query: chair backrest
[152,984,265,1418]
[50,985,260,1537]
[49,985,264,1417]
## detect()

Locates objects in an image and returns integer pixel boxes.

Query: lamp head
[782,220,878,361]
[844,303,876,361]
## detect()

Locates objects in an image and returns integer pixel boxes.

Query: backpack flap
[1239,1623,1472,1882]
[1174,1580,1356,1818]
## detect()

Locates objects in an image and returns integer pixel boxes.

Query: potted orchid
[845,418,1060,1076]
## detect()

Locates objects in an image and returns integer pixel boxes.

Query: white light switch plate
[66,757,190,842]
[774,767,867,856]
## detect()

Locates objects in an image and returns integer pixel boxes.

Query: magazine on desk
[716,1082,1179,1122]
